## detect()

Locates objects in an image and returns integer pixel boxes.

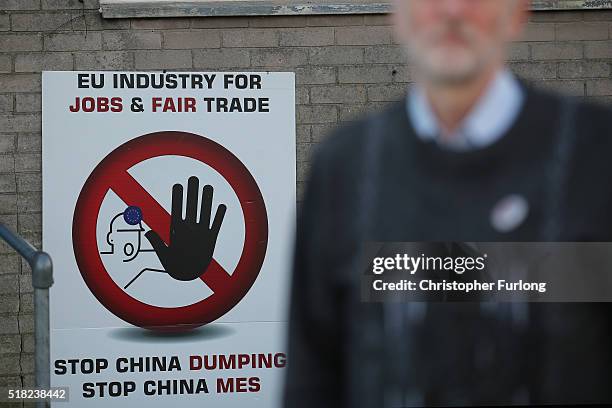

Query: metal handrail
[0,223,53,408]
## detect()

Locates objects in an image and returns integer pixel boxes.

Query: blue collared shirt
[407,68,525,151]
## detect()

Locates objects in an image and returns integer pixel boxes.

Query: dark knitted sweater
[285,81,612,407]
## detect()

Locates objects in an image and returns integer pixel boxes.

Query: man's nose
[438,0,471,20]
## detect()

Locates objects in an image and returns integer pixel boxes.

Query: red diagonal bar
[108,170,231,292]
[201,261,230,294]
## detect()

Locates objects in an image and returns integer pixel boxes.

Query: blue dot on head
[123,206,142,225]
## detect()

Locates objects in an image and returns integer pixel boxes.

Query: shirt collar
[407,68,525,150]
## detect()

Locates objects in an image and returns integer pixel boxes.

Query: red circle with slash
[72,131,268,331]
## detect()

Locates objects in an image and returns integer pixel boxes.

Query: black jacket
[284,81,612,407]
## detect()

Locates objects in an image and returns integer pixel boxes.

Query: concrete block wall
[1,0,612,398]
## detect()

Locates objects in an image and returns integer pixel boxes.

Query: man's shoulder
[523,81,612,128]
[313,99,406,164]
[522,82,612,173]
[573,95,612,129]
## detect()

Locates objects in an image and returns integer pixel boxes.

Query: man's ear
[391,0,410,46]
[508,0,531,41]
[106,231,114,249]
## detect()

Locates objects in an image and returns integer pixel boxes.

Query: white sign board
[42,71,295,407]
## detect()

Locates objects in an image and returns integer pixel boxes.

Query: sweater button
[490,194,529,233]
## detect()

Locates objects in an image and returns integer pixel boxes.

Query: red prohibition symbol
[72,131,268,331]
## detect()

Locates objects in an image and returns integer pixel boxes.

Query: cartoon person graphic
[100,205,160,288]
[100,177,227,290]
[100,205,150,262]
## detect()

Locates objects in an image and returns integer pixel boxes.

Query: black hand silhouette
[145,176,227,281]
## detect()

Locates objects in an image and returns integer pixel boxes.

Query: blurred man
[285,0,612,406]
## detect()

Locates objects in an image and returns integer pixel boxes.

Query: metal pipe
[0,224,53,408]
[31,251,53,408]
[0,223,36,260]
[35,288,50,408]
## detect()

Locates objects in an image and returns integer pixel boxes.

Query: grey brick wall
[1,0,612,397]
